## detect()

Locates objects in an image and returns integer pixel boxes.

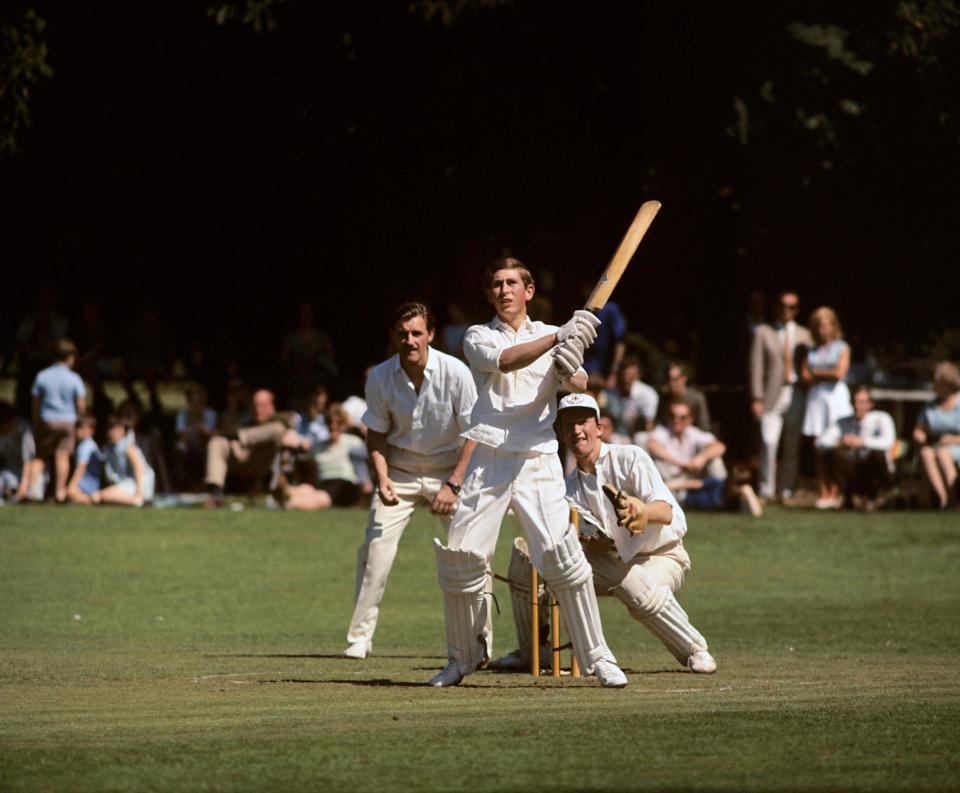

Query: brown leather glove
[602,483,648,535]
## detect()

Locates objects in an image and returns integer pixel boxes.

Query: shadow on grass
[256,677,592,689]
[203,653,447,660]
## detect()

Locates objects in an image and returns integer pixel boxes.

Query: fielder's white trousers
[447,445,571,571]
[346,465,453,644]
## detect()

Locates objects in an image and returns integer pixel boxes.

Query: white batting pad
[434,539,490,675]
[538,530,616,674]
[611,564,709,665]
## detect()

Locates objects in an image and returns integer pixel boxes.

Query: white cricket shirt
[566,442,686,562]
[462,316,568,454]
[362,346,477,472]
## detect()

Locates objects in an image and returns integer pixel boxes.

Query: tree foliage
[0,5,52,158]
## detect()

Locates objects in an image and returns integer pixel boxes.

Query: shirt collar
[391,346,436,378]
[490,315,534,333]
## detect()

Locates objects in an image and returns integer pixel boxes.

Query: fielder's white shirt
[462,316,569,454]
[566,442,686,562]
[362,347,477,472]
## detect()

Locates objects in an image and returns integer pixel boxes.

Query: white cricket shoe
[429,661,464,688]
[687,650,717,674]
[593,659,628,688]
[487,645,551,672]
[342,640,372,660]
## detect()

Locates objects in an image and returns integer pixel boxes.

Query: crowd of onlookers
[2,290,958,514]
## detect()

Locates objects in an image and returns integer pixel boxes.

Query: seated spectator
[605,356,658,437]
[913,361,960,510]
[341,366,372,437]
[97,415,156,506]
[0,400,38,503]
[118,398,170,494]
[657,361,712,430]
[277,403,372,510]
[204,388,298,507]
[647,398,761,517]
[818,386,896,511]
[296,384,331,444]
[218,376,252,436]
[173,383,219,491]
[31,338,86,502]
[66,415,104,504]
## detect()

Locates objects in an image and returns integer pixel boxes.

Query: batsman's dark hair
[484,257,534,289]
[391,302,436,333]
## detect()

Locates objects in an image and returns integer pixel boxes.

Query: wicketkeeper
[489,392,717,675]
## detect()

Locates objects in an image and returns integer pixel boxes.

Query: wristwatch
[445,480,462,495]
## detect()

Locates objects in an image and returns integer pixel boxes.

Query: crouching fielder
[431,257,626,688]
[491,393,717,674]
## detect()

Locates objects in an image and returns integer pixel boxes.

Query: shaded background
[2,0,958,391]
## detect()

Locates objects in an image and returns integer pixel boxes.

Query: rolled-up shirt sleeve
[463,325,503,374]
[454,370,478,433]
[361,374,391,434]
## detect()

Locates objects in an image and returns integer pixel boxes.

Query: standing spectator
[31,338,86,502]
[801,307,853,509]
[913,361,960,509]
[604,356,658,437]
[818,386,896,511]
[750,290,814,501]
[0,400,37,503]
[66,415,104,505]
[73,301,114,425]
[14,289,69,418]
[279,302,338,410]
[647,398,762,517]
[580,281,627,387]
[657,361,712,431]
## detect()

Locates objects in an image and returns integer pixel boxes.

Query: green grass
[1,504,959,792]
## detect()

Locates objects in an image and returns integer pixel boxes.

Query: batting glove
[553,336,585,377]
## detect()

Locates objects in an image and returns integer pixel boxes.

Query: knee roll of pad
[538,529,592,591]
[434,539,489,674]
[435,540,487,593]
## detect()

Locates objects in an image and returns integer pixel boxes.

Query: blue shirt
[75,437,103,483]
[583,303,627,376]
[31,363,86,422]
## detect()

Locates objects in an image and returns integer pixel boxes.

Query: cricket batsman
[430,257,628,688]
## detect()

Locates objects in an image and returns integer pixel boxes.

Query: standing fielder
[430,257,627,688]
[344,302,479,659]
[491,393,717,674]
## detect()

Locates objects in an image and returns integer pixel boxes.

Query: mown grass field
[1,503,959,792]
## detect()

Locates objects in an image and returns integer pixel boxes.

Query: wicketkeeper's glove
[602,483,648,535]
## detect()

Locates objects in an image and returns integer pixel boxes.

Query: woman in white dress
[802,306,853,509]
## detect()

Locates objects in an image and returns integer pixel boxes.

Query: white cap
[557,393,600,420]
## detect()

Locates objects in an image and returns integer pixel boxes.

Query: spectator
[819,386,896,511]
[279,302,338,409]
[0,400,37,503]
[124,305,176,384]
[341,366,372,436]
[647,397,762,517]
[14,288,69,418]
[118,398,170,494]
[31,338,86,502]
[750,290,814,501]
[218,376,252,436]
[204,388,297,507]
[598,408,631,446]
[276,403,371,510]
[913,361,960,509]
[73,301,115,425]
[605,355,658,437]
[295,384,331,444]
[66,415,104,505]
[657,361,711,431]
[98,414,156,506]
[801,307,853,509]
[580,281,627,387]
[438,301,470,359]
[173,383,218,490]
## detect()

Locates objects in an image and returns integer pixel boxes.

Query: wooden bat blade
[585,200,661,310]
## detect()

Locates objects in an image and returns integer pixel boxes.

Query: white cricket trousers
[447,445,570,570]
[346,465,453,644]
